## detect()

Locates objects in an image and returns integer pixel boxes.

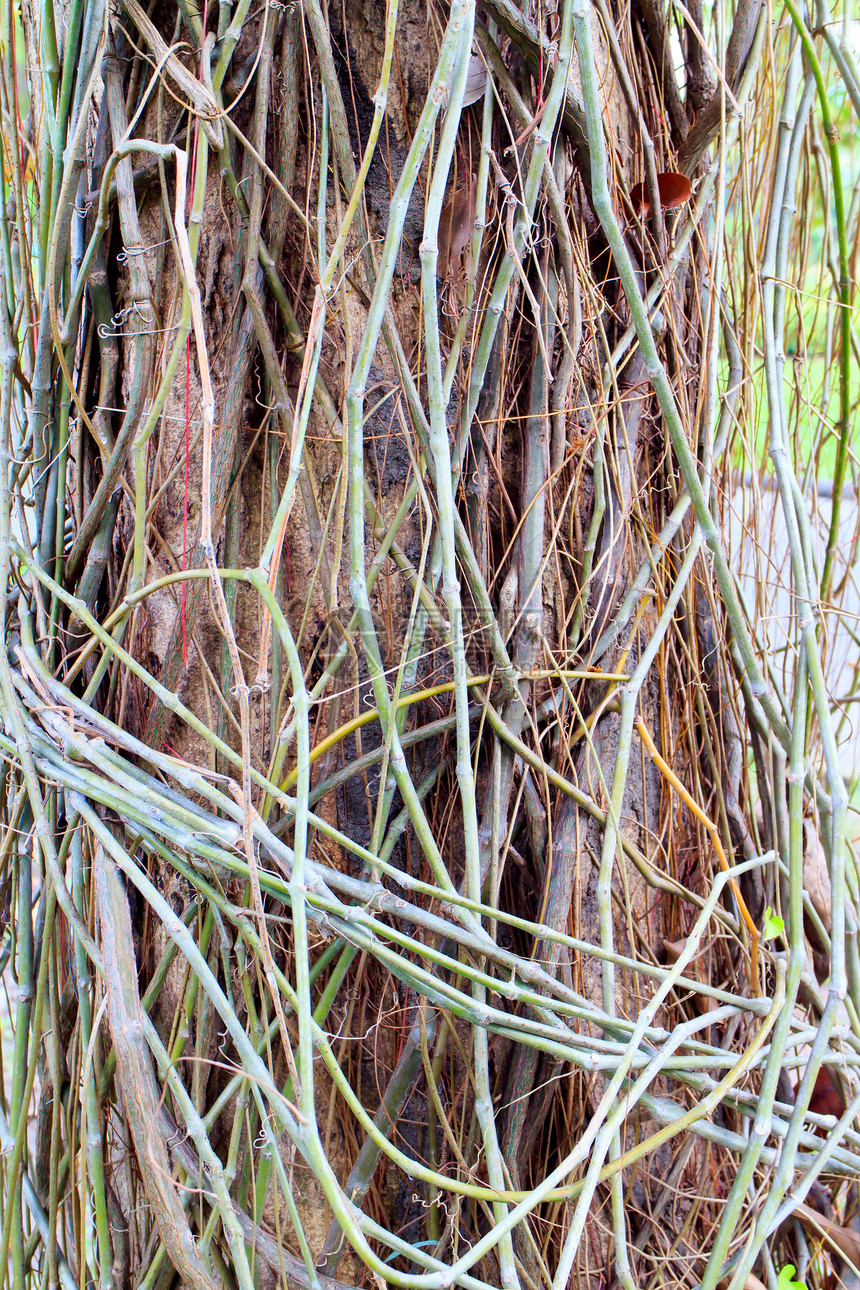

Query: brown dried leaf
[442,45,488,109]
[803,819,832,928]
[808,1066,846,1120]
[630,172,692,215]
[662,938,717,1011]
[463,52,489,107]
[438,174,477,280]
[794,1200,860,1267]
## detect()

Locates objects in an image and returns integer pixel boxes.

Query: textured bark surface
[9,0,852,1287]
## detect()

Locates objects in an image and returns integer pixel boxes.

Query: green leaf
[763,906,785,941]
[777,1263,807,1290]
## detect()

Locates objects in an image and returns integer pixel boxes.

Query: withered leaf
[803,819,832,929]
[438,173,477,280]
[442,45,489,110]
[630,171,692,215]
[794,1200,860,1267]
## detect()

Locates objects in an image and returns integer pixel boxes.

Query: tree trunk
[2,0,858,1288]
